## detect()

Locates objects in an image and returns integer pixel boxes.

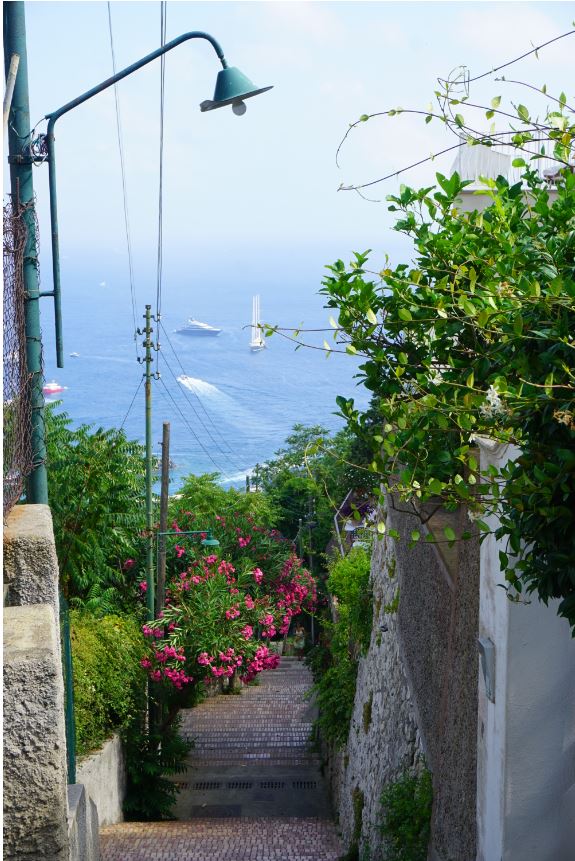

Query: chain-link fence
[3,197,34,517]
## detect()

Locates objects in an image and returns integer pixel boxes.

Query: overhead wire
[157,346,252,473]
[106,2,140,360]
[158,320,251,469]
[156,373,236,480]
[156,1,166,327]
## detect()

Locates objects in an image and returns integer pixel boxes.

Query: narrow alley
[100,657,343,860]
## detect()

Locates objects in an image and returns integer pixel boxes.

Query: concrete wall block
[3,504,61,611]
[76,734,127,827]
[68,784,101,861]
[3,604,69,861]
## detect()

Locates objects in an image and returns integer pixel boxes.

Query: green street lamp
[41,31,273,368]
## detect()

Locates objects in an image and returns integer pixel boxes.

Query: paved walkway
[101,657,343,860]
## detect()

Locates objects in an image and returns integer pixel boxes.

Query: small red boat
[43,380,66,396]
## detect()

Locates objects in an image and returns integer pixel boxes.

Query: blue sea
[40,245,373,491]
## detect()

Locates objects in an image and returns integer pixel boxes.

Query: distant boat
[249,295,266,352]
[175,318,221,336]
[43,380,66,396]
[70,352,80,358]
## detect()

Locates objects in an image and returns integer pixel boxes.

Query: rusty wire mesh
[3,197,34,516]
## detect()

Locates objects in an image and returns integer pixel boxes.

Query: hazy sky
[19,1,574,280]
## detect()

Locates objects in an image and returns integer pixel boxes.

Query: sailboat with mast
[249,295,266,352]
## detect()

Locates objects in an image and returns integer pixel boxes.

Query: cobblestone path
[101,657,343,860]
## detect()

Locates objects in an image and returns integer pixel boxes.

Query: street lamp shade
[201,534,220,547]
[200,66,273,113]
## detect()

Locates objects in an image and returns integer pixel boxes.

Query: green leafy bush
[123,715,192,821]
[380,769,433,861]
[327,547,373,652]
[310,547,372,746]
[71,611,146,756]
[45,406,146,612]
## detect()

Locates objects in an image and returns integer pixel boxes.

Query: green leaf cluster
[70,611,146,756]
[123,714,192,821]
[380,768,433,861]
[322,161,575,629]
[309,547,372,746]
[45,406,146,611]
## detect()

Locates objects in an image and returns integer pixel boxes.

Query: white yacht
[249,295,266,352]
[175,318,221,336]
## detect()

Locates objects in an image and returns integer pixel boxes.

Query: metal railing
[59,592,77,785]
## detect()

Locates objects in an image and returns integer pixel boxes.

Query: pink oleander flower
[139,581,148,593]
[122,558,135,571]
[241,625,254,640]
[197,652,210,666]
[261,614,274,627]
[245,595,255,610]
[175,544,185,558]
[205,554,218,565]
[140,658,152,669]
[150,670,162,682]
[238,535,252,548]
[225,605,241,620]
[252,568,264,584]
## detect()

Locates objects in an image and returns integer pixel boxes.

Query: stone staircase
[100,657,343,860]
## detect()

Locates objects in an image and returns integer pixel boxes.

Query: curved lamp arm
[44,32,228,368]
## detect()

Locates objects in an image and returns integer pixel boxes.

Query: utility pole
[4,2,48,503]
[307,497,316,646]
[156,422,170,617]
[3,52,19,129]
[138,305,157,621]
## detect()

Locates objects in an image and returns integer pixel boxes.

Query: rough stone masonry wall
[328,521,424,861]
[3,504,101,861]
[329,500,480,861]
[388,502,480,861]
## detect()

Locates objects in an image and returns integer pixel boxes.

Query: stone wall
[327,498,480,861]
[389,502,480,861]
[327,521,424,860]
[3,604,70,860]
[3,504,101,861]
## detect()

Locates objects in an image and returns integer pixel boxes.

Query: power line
[158,348,250,473]
[156,374,239,480]
[158,321,250,469]
[155,1,166,326]
[106,2,140,360]
[120,376,144,431]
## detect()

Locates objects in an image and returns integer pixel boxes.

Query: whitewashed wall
[477,439,575,861]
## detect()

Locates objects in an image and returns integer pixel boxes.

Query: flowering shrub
[139,511,317,692]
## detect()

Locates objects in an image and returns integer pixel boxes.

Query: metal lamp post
[37,30,270,614]
[42,31,272,368]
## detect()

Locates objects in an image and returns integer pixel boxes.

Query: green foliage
[362,692,373,733]
[322,89,575,629]
[171,472,277,528]
[70,611,146,756]
[45,406,146,611]
[123,714,192,821]
[309,546,372,746]
[380,769,433,861]
[327,547,373,652]
[260,424,377,570]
